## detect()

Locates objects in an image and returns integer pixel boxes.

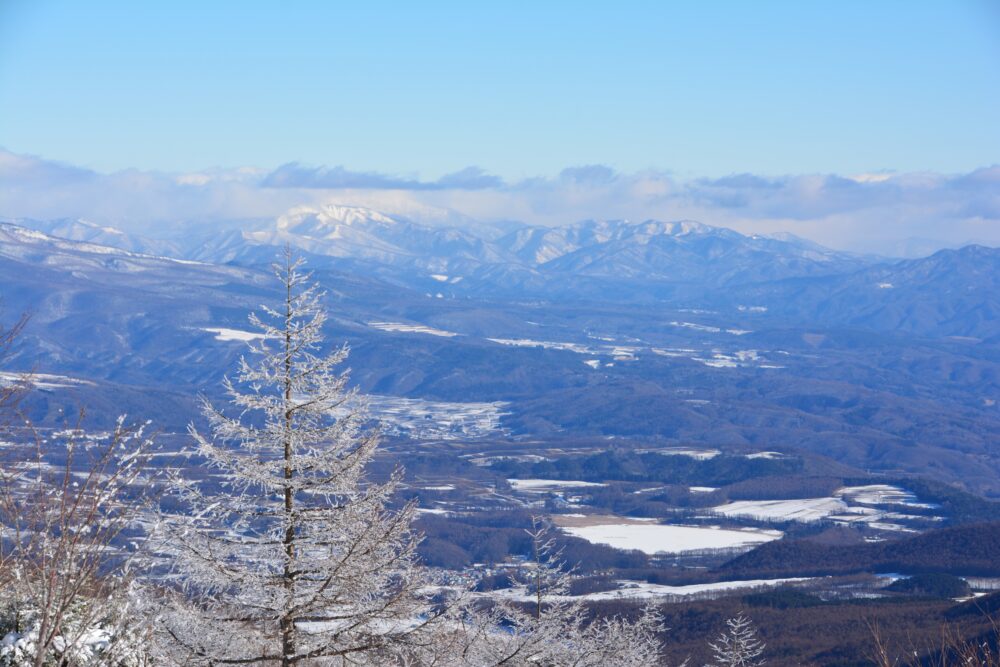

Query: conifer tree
[155,251,440,666]
[707,613,765,667]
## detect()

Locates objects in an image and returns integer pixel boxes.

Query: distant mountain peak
[275,204,401,235]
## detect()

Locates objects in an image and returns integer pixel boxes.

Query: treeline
[883,476,1000,524]
[649,593,1000,667]
[489,449,803,486]
[720,521,1000,578]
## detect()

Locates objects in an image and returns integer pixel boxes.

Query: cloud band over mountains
[1,149,997,256]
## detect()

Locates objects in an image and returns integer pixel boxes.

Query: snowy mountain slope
[730,245,1000,340]
[526,219,866,284]
[2,225,1000,492]
[10,206,880,300]
[239,204,521,270]
[185,208,873,299]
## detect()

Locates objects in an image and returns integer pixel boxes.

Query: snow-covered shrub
[0,418,157,667]
[0,594,149,667]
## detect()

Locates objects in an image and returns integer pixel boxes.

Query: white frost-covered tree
[455,517,664,667]
[154,251,442,666]
[706,613,765,667]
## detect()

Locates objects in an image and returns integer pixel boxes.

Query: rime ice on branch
[707,613,766,667]
[155,250,442,666]
[454,516,665,667]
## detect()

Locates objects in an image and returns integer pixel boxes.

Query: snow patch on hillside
[488,338,598,354]
[0,372,95,390]
[507,479,606,492]
[363,396,508,439]
[710,485,941,530]
[369,322,460,337]
[562,522,782,555]
[203,327,265,342]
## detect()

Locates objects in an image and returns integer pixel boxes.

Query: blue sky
[1,1,998,178]
[1,1,998,253]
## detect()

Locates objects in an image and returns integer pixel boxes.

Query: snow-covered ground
[567,577,808,600]
[415,508,451,515]
[642,448,783,461]
[428,274,462,283]
[363,396,509,440]
[487,577,811,603]
[202,327,265,342]
[710,485,940,531]
[713,497,852,523]
[690,349,784,369]
[668,321,752,336]
[0,372,95,390]
[507,479,606,492]
[640,447,721,460]
[368,321,460,337]
[745,451,787,459]
[560,521,782,555]
[838,484,939,509]
[467,454,551,466]
[487,338,599,355]
[650,347,696,358]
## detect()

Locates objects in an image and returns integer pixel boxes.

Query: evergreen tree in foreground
[155,251,441,666]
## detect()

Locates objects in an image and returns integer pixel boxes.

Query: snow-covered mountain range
[4,204,875,297]
[1,217,999,493]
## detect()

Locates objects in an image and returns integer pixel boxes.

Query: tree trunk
[281,251,296,666]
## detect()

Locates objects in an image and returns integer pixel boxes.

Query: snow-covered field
[640,447,721,460]
[368,321,460,337]
[487,338,599,355]
[0,372,95,390]
[838,484,939,509]
[467,454,551,466]
[507,479,606,492]
[428,274,463,284]
[639,447,786,462]
[202,327,265,342]
[650,347,696,358]
[668,321,751,336]
[364,396,509,439]
[691,349,785,369]
[581,577,810,600]
[415,508,451,515]
[365,321,787,375]
[559,520,782,555]
[488,577,811,603]
[710,485,940,531]
[745,451,786,459]
[713,497,852,523]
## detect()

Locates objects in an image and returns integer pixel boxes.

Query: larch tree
[706,613,765,667]
[154,251,443,666]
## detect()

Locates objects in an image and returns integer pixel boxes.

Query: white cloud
[1,148,997,255]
